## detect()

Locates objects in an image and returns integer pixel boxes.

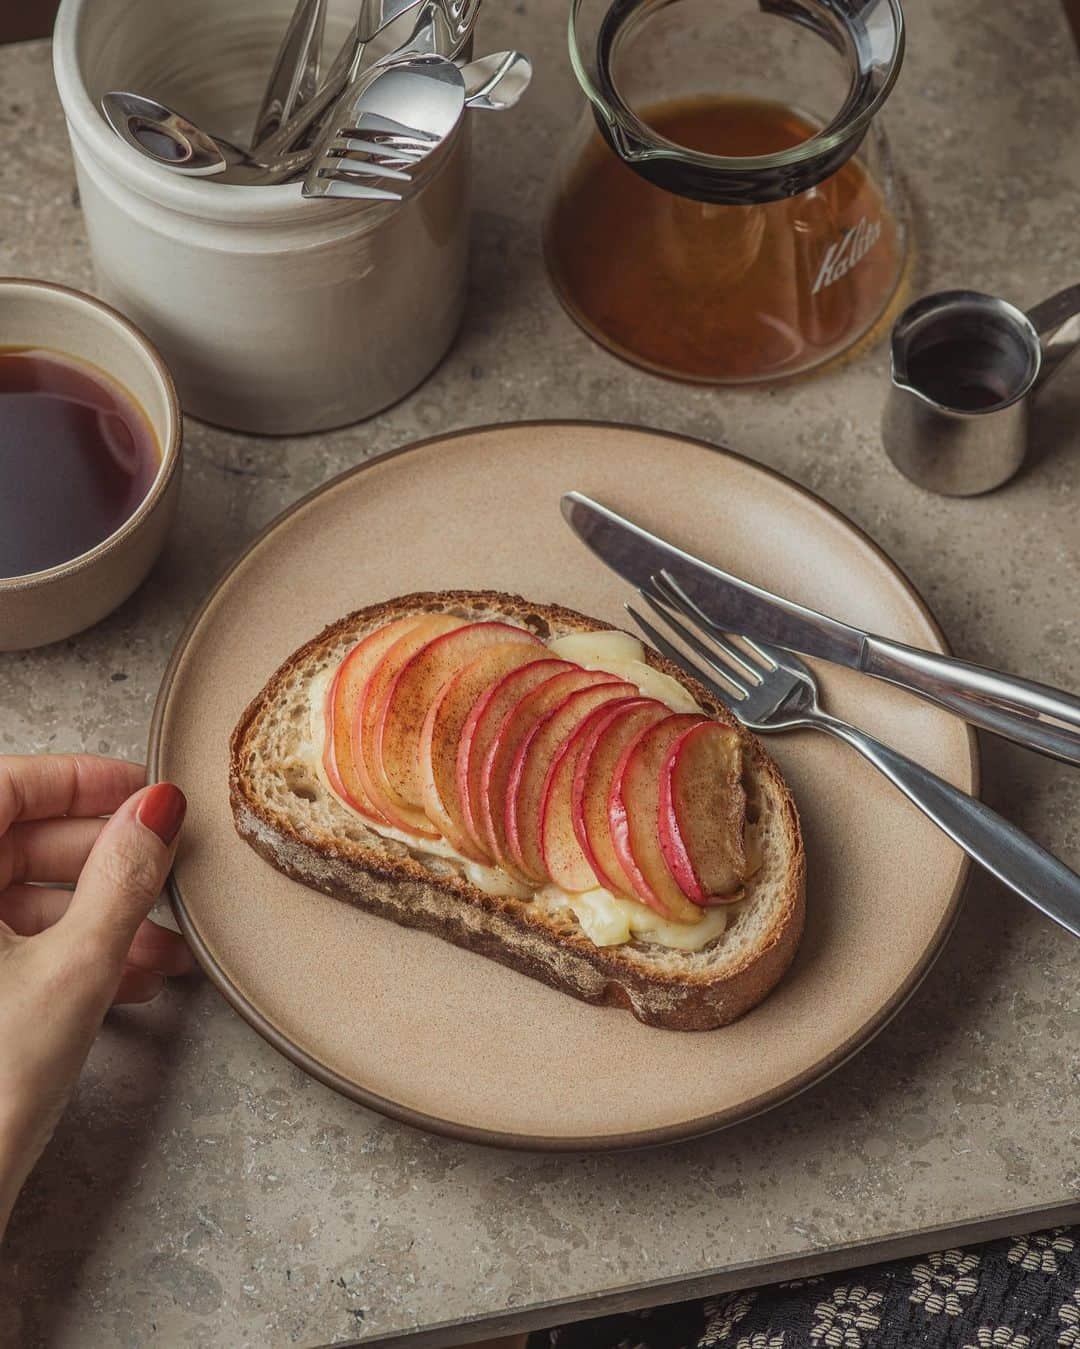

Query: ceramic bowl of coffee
[0,278,182,651]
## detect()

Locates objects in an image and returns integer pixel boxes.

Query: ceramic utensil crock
[53,0,476,434]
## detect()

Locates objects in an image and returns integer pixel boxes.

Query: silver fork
[309,113,439,200]
[629,571,1080,940]
[255,0,477,171]
[303,56,458,200]
[310,49,528,196]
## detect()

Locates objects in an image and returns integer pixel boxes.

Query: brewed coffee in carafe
[545,0,908,384]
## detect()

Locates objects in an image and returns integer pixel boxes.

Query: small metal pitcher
[882,284,1080,495]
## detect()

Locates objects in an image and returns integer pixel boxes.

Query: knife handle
[814,711,1080,938]
[863,636,1080,767]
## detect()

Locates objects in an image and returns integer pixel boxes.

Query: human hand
[0,755,194,1238]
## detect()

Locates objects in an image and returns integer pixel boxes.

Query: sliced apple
[376,622,538,814]
[571,699,671,899]
[608,714,706,922]
[323,617,422,824]
[352,614,464,834]
[479,669,618,877]
[539,696,655,892]
[658,721,747,903]
[419,640,545,857]
[505,680,636,882]
[456,658,574,859]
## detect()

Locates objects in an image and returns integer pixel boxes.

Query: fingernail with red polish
[137,782,187,845]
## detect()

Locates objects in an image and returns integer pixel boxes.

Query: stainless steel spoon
[459,50,531,110]
[101,91,311,181]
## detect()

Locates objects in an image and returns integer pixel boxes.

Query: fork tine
[331,136,428,161]
[320,156,414,182]
[652,571,771,667]
[338,130,435,151]
[625,605,746,707]
[649,575,764,682]
[303,177,403,200]
[635,587,753,699]
[658,571,821,682]
[653,570,722,633]
[348,113,440,140]
[735,633,784,669]
[653,570,779,678]
[639,579,766,692]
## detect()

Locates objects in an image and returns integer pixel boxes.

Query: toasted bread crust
[230,591,805,1030]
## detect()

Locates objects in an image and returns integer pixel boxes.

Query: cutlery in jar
[302,51,531,200]
[250,0,328,148]
[251,0,435,166]
[101,91,312,181]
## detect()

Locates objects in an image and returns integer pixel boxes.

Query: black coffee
[0,347,160,577]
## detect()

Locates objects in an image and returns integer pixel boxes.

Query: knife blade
[561,491,1080,767]
[562,491,870,665]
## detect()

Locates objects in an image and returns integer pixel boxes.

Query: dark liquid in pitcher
[544,95,903,382]
[906,337,1018,411]
[0,348,160,577]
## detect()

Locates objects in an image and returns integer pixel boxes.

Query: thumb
[62,782,187,972]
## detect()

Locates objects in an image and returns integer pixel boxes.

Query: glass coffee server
[544,0,909,383]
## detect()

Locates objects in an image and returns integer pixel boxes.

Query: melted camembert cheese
[296,631,732,952]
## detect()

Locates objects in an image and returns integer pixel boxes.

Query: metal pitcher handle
[1027,283,1080,388]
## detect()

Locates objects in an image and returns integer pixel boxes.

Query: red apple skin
[538,696,649,892]
[456,659,574,859]
[658,721,747,903]
[571,700,671,899]
[322,617,420,824]
[377,622,538,811]
[504,681,635,882]
[352,614,464,835]
[479,668,617,878]
[608,714,707,922]
[418,640,544,858]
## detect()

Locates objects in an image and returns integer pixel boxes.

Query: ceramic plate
[151,422,975,1150]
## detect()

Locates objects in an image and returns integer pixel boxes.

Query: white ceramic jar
[53,0,472,435]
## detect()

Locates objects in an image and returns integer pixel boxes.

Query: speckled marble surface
[1,3,1079,1346]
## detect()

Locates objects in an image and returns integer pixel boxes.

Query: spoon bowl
[101,91,311,182]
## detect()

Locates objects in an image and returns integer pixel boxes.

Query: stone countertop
[1,2,1079,1346]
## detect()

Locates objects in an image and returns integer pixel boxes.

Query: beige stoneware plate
[151,422,976,1150]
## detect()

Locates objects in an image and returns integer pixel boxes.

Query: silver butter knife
[561,492,1080,767]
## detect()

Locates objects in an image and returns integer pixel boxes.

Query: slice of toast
[229,591,805,1030]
